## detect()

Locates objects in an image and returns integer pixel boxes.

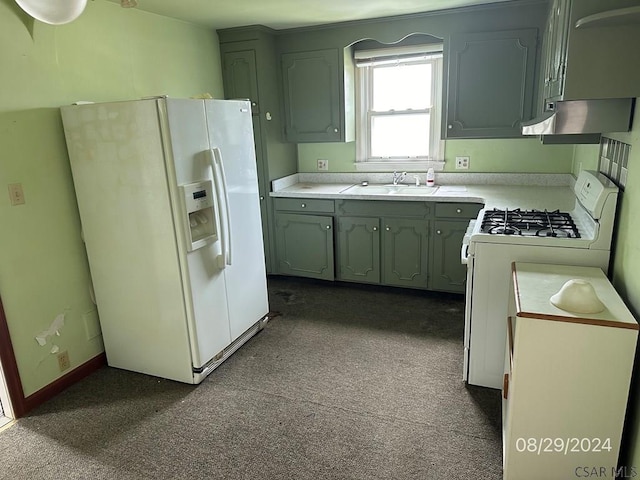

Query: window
[355,44,444,169]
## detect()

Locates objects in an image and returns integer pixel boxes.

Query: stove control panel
[574,170,618,220]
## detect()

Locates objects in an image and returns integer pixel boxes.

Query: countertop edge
[270,182,577,211]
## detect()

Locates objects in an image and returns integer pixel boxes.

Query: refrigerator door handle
[209,148,233,266]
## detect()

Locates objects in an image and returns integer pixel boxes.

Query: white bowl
[15,0,88,25]
[550,279,605,314]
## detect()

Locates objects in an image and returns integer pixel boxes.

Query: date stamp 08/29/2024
[514,438,637,478]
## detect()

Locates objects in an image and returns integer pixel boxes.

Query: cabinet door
[275,213,334,280]
[281,49,342,142]
[544,0,571,101]
[337,216,380,284]
[446,29,538,138]
[382,218,429,289]
[223,50,260,114]
[431,220,468,293]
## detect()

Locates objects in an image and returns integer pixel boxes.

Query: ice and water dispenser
[180,180,217,252]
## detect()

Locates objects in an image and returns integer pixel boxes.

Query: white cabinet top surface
[513,262,638,329]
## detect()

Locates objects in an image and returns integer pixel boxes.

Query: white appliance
[61,98,269,384]
[461,170,619,389]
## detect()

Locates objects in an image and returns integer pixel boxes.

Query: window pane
[371,113,430,158]
[372,63,432,111]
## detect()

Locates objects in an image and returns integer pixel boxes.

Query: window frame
[355,45,445,170]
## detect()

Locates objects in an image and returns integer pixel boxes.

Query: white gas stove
[461,170,619,389]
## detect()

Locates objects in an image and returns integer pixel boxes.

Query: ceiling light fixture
[120,0,137,7]
[14,0,88,24]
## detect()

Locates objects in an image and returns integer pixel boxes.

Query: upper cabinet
[444,28,538,139]
[542,0,571,101]
[542,0,640,102]
[223,50,260,115]
[281,48,355,143]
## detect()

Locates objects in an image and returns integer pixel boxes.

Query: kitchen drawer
[274,198,335,213]
[336,200,431,217]
[435,202,482,219]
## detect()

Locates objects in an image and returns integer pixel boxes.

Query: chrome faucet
[392,171,407,185]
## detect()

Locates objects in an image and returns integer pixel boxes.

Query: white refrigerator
[61,98,269,384]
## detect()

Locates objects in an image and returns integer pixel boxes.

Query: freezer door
[164,99,232,369]
[61,100,195,383]
[204,99,269,340]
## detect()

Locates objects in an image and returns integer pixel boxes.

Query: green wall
[298,138,575,173]
[573,106,640,468]
[0,0,223,396]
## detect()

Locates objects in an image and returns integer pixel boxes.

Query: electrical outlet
[8,183,25,206]
[317,159,329,171]
[455,156,470,170]
[57,351,70,372]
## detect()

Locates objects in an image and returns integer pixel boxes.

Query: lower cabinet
[336,216,429,288]
[274,212,334,281]
[431,220,469,293]
[337,216,381,283]
[274,197,481,293]
[431,203,483,294]
[382,218,429,289]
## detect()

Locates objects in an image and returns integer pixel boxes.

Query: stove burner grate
[481,208,580,238]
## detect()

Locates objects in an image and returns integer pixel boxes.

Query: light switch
[8,183,25,206]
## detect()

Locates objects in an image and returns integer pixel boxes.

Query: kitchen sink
[341,184,439,196]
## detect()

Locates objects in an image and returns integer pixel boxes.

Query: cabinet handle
[436,230,442,235]
[372,226,378,231]
[326,225,331,230]
[301,203,306,208]
[447,124,453,130]
[259,196,265,201]
[333,128,339,133]
[385,226,390,231]
[456,208,462,214]
[503,373,509,400]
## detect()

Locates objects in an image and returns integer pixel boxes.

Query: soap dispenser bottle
[426,168,435,187]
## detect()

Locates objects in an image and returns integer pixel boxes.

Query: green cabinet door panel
[337,216,381,284]
[543,0,571,101]
[223,50,260,114]
[431,220,468,293]
[275,213,334,280]
[281,49,342,142]
[446,28,538,138]
[382,218,429,289]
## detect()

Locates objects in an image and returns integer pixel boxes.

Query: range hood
[522,98,634,136]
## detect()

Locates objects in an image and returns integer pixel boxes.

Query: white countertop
[270,175,577,211]
[513,262,638,329]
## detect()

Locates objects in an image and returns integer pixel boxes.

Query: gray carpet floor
[0,276,502,479]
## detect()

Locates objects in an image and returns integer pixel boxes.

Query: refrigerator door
[164,99,232,369]
[204,99,269,340]
[61,100,195,383]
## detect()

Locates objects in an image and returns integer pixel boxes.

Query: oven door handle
[461,243,470,265]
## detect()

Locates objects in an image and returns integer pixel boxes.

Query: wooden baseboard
[23,353,107,415]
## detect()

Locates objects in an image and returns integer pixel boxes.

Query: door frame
[0,296,27,418]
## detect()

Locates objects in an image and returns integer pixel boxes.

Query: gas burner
[480,208,580,238]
